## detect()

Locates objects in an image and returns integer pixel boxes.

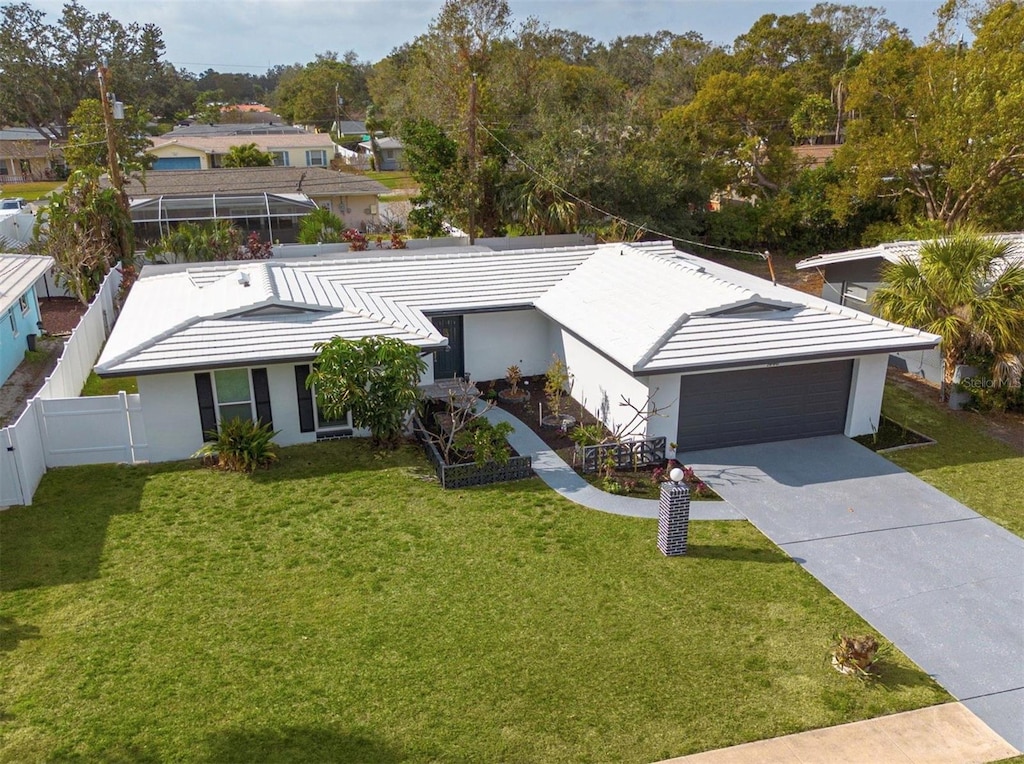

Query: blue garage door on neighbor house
[152,157,202,170]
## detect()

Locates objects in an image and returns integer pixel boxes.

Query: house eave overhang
[633,340,940,377]
[95,338,448,378]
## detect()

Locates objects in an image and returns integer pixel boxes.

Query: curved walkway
[478,404,742,521]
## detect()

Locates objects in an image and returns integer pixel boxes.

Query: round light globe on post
[669,467,684,484]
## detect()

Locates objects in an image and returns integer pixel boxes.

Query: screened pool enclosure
[130,192,316,244]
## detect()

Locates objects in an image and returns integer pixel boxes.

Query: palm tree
[872,229,1024,401]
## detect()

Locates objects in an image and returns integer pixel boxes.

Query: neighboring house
[94,241,938,463]
[0,254,53,385]
[149,131,335,171]
[0,127,62,183]
[358,136,405,171]
[111,167,389,243]
[795,233,1024,382]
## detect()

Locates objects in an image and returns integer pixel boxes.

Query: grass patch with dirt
[80,371,138,396]
[876,382,1024,537]
[0,440,949,762]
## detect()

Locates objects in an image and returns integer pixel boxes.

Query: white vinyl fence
[0,266,148,507]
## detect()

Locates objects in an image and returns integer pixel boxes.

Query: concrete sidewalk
[681,435,1024,752]
[658,702,1018,763]
[478,404,742,520]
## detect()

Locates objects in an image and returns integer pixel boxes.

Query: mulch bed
[38,297,87,335]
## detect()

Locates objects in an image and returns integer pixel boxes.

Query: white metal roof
[796,232,1024,270]
[96,241,938,377]
[0,254,53,316]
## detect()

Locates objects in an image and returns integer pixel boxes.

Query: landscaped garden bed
[0,439,950,762]
[479,372,720,499]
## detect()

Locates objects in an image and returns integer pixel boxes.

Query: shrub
[570,422,607,448]
[453,417,514,466]
[194,418,279,473]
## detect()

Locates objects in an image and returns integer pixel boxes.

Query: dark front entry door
[431,315,465,379]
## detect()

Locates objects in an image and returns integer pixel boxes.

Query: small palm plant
[505,365,523,396]
[194,418,280,473]
[830,634,884,678]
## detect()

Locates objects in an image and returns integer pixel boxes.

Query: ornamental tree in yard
[872,229,1024,401]
[307,336,427,448]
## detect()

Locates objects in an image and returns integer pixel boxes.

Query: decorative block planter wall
[413,416,533,489]
[581,436,666,474]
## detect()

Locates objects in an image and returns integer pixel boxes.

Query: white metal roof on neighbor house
[0,254,53,316]
[795,232,1024,270]
[95,241,939,377]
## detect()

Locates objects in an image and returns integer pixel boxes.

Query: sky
[31,0,946,74]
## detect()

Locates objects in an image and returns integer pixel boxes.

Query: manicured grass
[364,170,415,190]
[0,181,62,201]
[0,441,948,762]
[80,371,138,396]
[877,384,1024,537]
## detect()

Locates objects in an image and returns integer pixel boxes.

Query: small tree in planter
[307,336,427,449]
[542,354,575,429]
[498,364,530,403]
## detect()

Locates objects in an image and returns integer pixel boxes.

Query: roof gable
[0,254,53,315]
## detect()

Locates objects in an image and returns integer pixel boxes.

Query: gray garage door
[676,360,853,452]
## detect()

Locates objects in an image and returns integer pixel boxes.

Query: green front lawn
[1,441,948,762]
[363,170,415,190]
[877,383,1024,537]
[0,181,62,201]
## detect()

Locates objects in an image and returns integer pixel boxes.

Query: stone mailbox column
[657,479,691,556]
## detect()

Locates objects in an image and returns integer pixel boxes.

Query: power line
[474,119,769,260]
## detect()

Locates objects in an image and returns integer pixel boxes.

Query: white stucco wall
[463,309,554,382]
[556,330,650,437]
[845,354,889,437]
[137,363,326,463]
[643,373,682,445]
[137,372,208,463]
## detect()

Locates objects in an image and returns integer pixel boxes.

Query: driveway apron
[680,435,1024,751]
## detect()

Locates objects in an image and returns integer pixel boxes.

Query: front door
[431,315,465,379]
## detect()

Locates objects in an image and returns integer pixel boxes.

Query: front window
[842,283,869,306]
[19,294,29,314]
[305,149,327,167]
[214,369,253,424]
[271,151,289,167]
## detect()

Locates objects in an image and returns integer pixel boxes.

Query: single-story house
[358,136,405,171]
[795,233,1024,382]
[0,127,62,183]
[110,167,389,244]
[0,254,53,385]
[149,130,336,171]
[95,241,939,463]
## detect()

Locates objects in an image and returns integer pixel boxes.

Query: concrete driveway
[680,435,1024,751]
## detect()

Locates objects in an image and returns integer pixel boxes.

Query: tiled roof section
[95,240,939,377]
[150,132,334,154]
[164,122,304,137]
[643,307,939,373]
[0,254,54,315]
[120,166,389,198]
[535,244,752,369]
[796,232,1024,269]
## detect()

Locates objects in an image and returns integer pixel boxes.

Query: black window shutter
[194,373,217,441]
[295,364,315,433]
[252,368,273,428]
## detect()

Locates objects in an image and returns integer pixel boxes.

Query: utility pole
[97,60,133,261]
[467,71,478,245]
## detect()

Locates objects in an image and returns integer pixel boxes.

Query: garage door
[676,360,853,452]
[152,156,202,170]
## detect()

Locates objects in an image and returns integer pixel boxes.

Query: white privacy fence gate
[0,267,149,507]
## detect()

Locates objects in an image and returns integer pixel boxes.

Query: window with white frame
[18,294,29,314]
[842,283,869,305]
[305,149,327,167]
[7,309,16,335]
[213,369,254,424]
[271,150,289,167]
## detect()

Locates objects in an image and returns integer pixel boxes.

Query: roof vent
[238,271,250,287]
